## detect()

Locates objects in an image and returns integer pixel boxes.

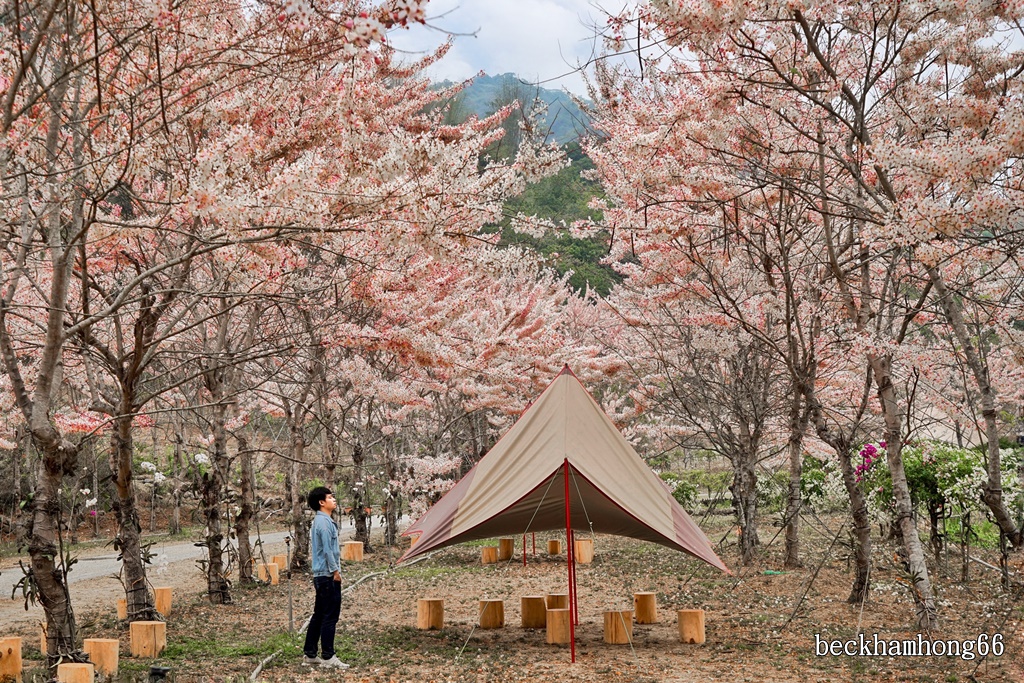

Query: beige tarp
[399,367,730,574]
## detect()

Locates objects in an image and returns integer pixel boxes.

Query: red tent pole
[568,526,578,625]
[532,532,536,556]
[563,459,576,663]
[522,533,527,567]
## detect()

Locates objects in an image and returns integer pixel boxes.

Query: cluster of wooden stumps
[417,537,708,649]
[479,537,593,565]
[0,587,176,683]
[414,593,706,646]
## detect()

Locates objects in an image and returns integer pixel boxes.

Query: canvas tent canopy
[399,366,730,575]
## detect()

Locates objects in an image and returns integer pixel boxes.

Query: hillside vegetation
[437,73,618,295]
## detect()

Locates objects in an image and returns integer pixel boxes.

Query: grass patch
[391,564,483,580]
[458,539,501,548]
[335,625,463,668]
[162,630,301,660]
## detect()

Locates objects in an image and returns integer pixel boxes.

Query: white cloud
[388,1,633,96]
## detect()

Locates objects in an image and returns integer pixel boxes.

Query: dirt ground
[2,518,1023,683]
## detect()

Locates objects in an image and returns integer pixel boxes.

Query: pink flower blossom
[855,441,885,482]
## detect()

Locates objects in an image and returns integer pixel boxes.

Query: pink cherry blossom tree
[0,0,430,657]
[584,0,1024,627]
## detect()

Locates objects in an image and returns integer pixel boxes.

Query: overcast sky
[388,1,634,96]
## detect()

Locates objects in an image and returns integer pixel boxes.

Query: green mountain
[436,73,591,146]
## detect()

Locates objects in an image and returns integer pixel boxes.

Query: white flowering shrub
[854,439,1021,548]
[799,455,849,512]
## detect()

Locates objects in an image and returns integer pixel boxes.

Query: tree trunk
[837,441,872,603]
[110,413,157,622]
[925,265,1022,547]
[288,420,310,571]
[69,471,81,545]
[170,430,182,536]
[8,430,84,661]
[235,436,255,585]
[929,501,944,566]
[323,423,339,492]
[12,427,21,516]
[325,463,337,494]
[870,354,936,629]
[803,370,872,604]
[352,442,371,550]
[731,426,759,565]
[383,450,398,546]
[25,434,80,666]
[92,461,99,537]
[960,510,971,583]
[149,424,158,532]
[202,403,231,604]
[784,389,807,568]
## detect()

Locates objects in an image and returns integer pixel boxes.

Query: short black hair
[307,486,333,512]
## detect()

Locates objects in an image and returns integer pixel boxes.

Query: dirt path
[0,530,291,632]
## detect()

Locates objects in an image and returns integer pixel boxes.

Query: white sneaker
[302,655,321,666]
[320,656,350,669]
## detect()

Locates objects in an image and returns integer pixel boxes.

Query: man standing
[303,486,350,669]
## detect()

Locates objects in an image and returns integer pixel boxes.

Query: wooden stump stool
[545,593,568,610]
[342,541,364,562]
[574,538,594,563]
[416,599,444,630]
[56,663,93,683]
[270,554,288,572]
[154,587,172,616]
[115,599,127,620]
[521,596,547,629]
[546,539,561,554]
[0,637,22,683]
[258,562,279,585]
[603,610,633,644]
[497,538,515,562]
[546,608,571,644]
[82,638,119,677]
[129,621,166,658]
[480,546,498,564]
[678,609,706,644]
[478,600,505,629]
[634,592,657,624]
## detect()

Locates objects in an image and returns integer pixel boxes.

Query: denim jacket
[310,511,340,577]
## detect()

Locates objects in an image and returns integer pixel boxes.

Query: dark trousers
[304,575,341,659]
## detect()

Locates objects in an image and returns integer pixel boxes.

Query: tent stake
[563,460,576,663]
